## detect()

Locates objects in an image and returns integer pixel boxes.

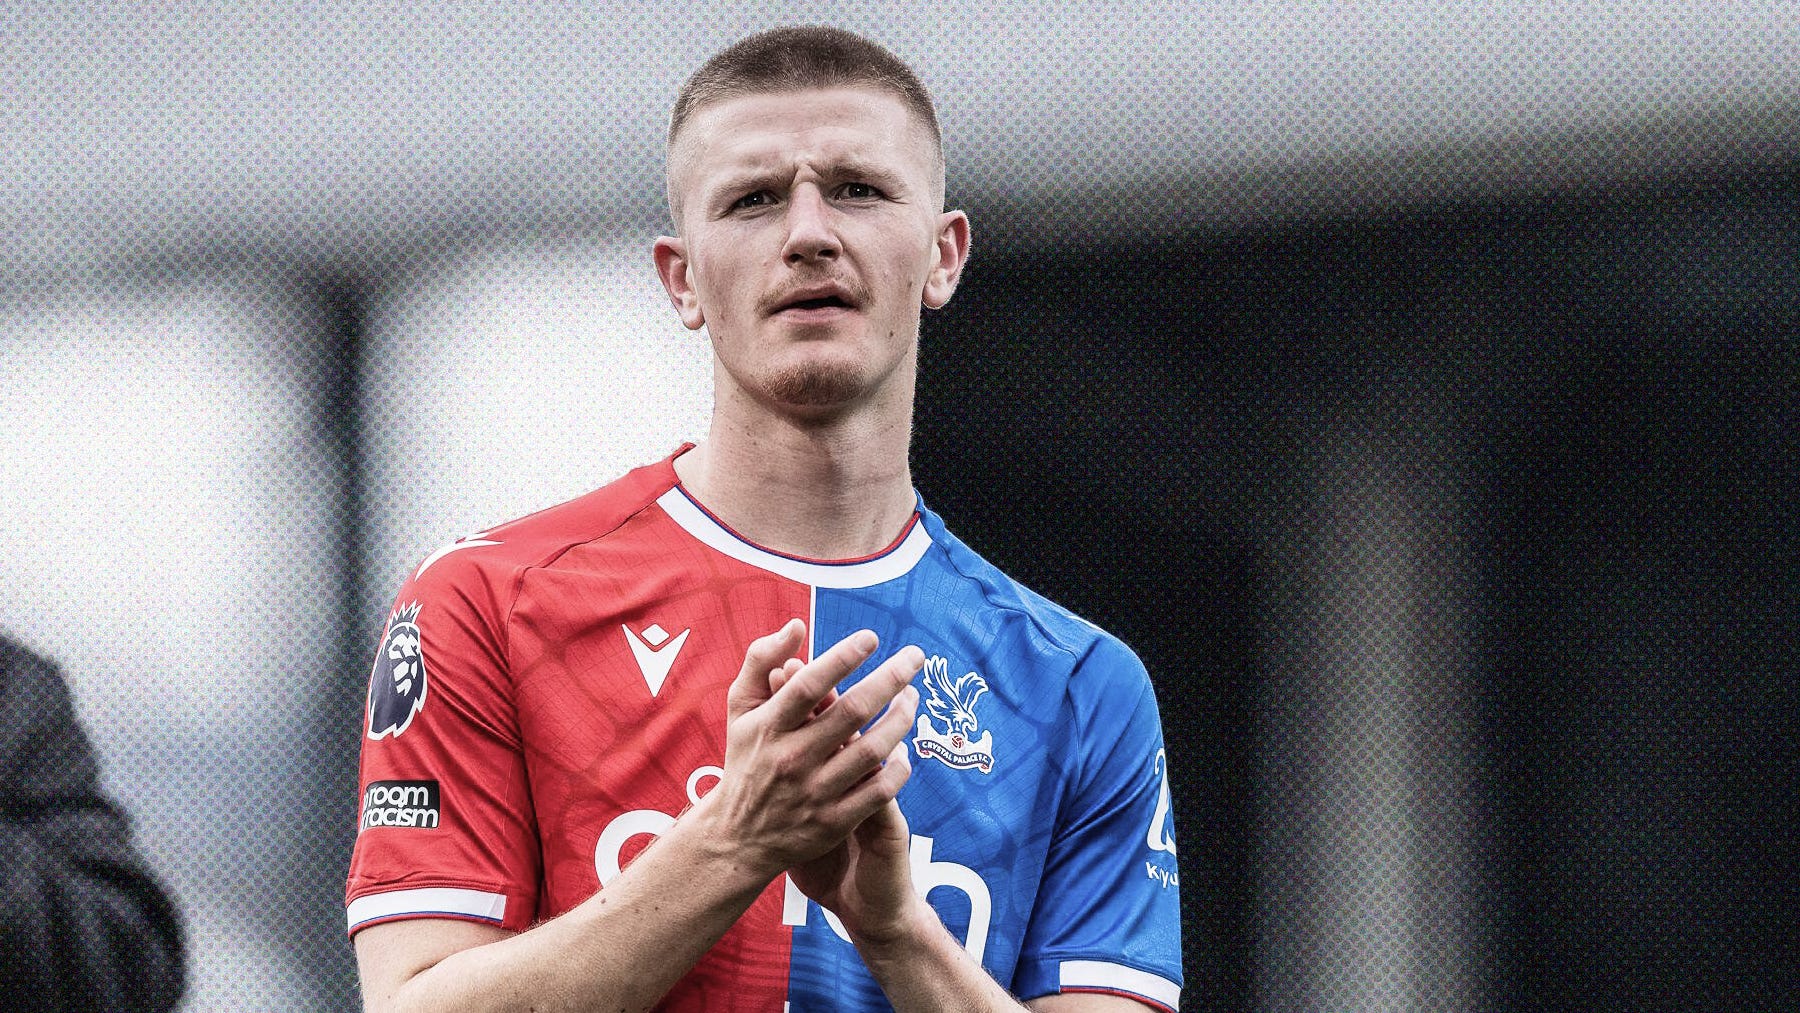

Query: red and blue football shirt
[346,447,1183,1010]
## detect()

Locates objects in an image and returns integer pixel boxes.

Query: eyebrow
[822,158,907,190]
[705,158,911,207]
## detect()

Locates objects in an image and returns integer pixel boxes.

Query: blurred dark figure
[0,637,184,1011]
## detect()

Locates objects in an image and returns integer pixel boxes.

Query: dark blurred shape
[0,638,184,1011]
[919,163,1798,1011]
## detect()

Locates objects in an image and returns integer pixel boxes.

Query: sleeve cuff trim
[1060,959,1180,1010]
[346,886,507,934]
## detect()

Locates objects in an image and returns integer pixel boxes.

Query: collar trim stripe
[655,487,931,588]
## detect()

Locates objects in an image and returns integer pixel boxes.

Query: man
[0,636,185,1010]
[348,26,1182,1011]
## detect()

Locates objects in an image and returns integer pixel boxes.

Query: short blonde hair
[666,26,943,223]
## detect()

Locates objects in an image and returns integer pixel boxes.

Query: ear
[653,235,706,330]
[922,211,971,311]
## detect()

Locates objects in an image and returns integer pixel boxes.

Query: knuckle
[876,761,909,797]
[845,736,886,770]
[836,693,878,728]
[864,718,905,755]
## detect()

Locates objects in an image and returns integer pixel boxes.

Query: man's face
[656,87,967,417]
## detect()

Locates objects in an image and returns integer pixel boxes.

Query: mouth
[781,295,853,312]
[769,285,859,318]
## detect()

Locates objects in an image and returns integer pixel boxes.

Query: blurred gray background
[2,3,1795,1010]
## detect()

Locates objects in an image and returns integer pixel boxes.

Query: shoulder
[401,453,683,599]
[0,635,103,794]
[0,634,69,713]
[921,509,1147,687]
[0,634,52,680]
[920,513,1161,793]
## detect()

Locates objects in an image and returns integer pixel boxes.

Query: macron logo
[623,622,691,696]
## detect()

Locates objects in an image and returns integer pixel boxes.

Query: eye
[837,182,882,200]
[732,190,776,210]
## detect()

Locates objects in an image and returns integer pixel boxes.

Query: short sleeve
[1013,635,1183,1011]
[344,550,542,936]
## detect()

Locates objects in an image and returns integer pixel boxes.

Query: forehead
[672,86,935,188]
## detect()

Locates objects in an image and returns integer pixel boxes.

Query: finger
[830,739,914,825]
[768,656,804,695]
[727,619,806,721]
[817,684,918,796]
[765,629,879,730]
[768,657,841,719]
[807,644,925,743]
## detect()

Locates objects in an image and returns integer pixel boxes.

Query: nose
[781,185,839,264]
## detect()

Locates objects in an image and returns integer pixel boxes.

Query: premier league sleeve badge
[367,602,429,739]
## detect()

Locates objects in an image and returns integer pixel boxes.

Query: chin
[763,360,869,410]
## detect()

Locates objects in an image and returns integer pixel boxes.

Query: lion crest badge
[912,655,995,774]
[367,602,429,739]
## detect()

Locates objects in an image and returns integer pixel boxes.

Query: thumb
[728,618,806,721]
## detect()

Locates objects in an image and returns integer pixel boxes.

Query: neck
[674,386,917,562]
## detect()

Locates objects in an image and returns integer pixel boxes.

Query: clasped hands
[694,618,928,946]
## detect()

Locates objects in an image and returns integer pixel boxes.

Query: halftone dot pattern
[356,239,713,620]
[6,4,1798,273]
[0,270,357,1010]
[1255,389,1484,1012]
[1,4,1796,1011]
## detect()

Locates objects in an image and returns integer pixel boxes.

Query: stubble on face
[758,330,911,412]
[764,358,861,408]
[668,88,943,421]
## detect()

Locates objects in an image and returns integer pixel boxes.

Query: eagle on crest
[921,654,988,739]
